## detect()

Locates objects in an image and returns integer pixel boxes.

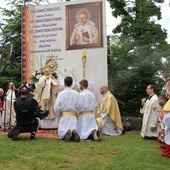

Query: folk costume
[160,99,170,157]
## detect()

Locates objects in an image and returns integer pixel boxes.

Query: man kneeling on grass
[54,76,80,142]
[77,79,102,141]
[8,85,48,141]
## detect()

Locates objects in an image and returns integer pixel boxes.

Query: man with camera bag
[8,85,49,141]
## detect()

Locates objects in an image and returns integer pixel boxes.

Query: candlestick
[82,49,87,79]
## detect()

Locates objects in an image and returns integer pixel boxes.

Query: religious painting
[66,2,103,50]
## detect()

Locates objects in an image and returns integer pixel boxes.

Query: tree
[108,0,169,115]
[0,0,69,89]
[0,0,60,89]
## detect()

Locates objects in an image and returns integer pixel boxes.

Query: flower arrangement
[29,67,44,83]
[29,56,58,83]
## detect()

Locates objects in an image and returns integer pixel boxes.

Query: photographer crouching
[8,84,49,141]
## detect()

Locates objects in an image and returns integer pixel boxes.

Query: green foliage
[108,0,169,115]
[0,0,44,88]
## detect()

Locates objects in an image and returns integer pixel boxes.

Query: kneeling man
[96,85,123,136]
[8,85,40,140]
[77,79,102,141]
[54,76,80,142]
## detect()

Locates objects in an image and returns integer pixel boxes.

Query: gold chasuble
[163,99,170,111]
[99,91,123,130]
[35,75,58,119]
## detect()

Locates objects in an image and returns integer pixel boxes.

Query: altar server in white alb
[141,84,161,139]
[77,79,102,141]
[53,76,80,142]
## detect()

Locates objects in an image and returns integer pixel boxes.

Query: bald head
[0,88,4,97]
[20,87,30,96]
[100,85,108,95]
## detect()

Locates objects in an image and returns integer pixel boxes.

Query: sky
[157,0,170,43]
[0,0,170,42]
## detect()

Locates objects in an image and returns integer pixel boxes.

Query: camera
[34,107,49,120]
[19,83,33,92]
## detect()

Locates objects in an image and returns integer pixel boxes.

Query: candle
[82,50,86,57]
[82,50,86,61]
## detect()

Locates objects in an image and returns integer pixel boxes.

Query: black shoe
[144,136,157,140]
[122,130,125,135]
[92,130,98,141]
[72,129,80,142]
[8,130,14,138]
[30,131,36,139]
[12,129,20,141]
[64,129,71,142]
[97,129,102,141]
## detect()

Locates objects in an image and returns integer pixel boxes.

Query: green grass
[0,131,170,170]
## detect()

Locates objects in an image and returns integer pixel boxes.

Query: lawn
[0,130,170,170]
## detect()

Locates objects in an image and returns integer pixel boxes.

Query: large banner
[22,0,107,99]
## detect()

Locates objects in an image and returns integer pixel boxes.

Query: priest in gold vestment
[35,68,58,129]
[96,85,123,136]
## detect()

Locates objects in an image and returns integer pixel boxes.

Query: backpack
[15,97,36,125]
[123,118,132,131]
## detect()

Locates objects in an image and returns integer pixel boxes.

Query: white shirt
[53,87,80,139]
[77,89,98,139]
[54,87,80,118]
[79,89,97,112]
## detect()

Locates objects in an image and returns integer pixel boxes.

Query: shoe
[122,130,125,135]
[144,136,157,140]
[12,129,20,141]
[161,144,170,155]
[158,143,167,149]
[162,149,170,156]
[72,129,80,142]
[30,131,36,139]
[97,129,102,141]
[92,130,98,141]
[8,129,14,138]
[64,129,71,142]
